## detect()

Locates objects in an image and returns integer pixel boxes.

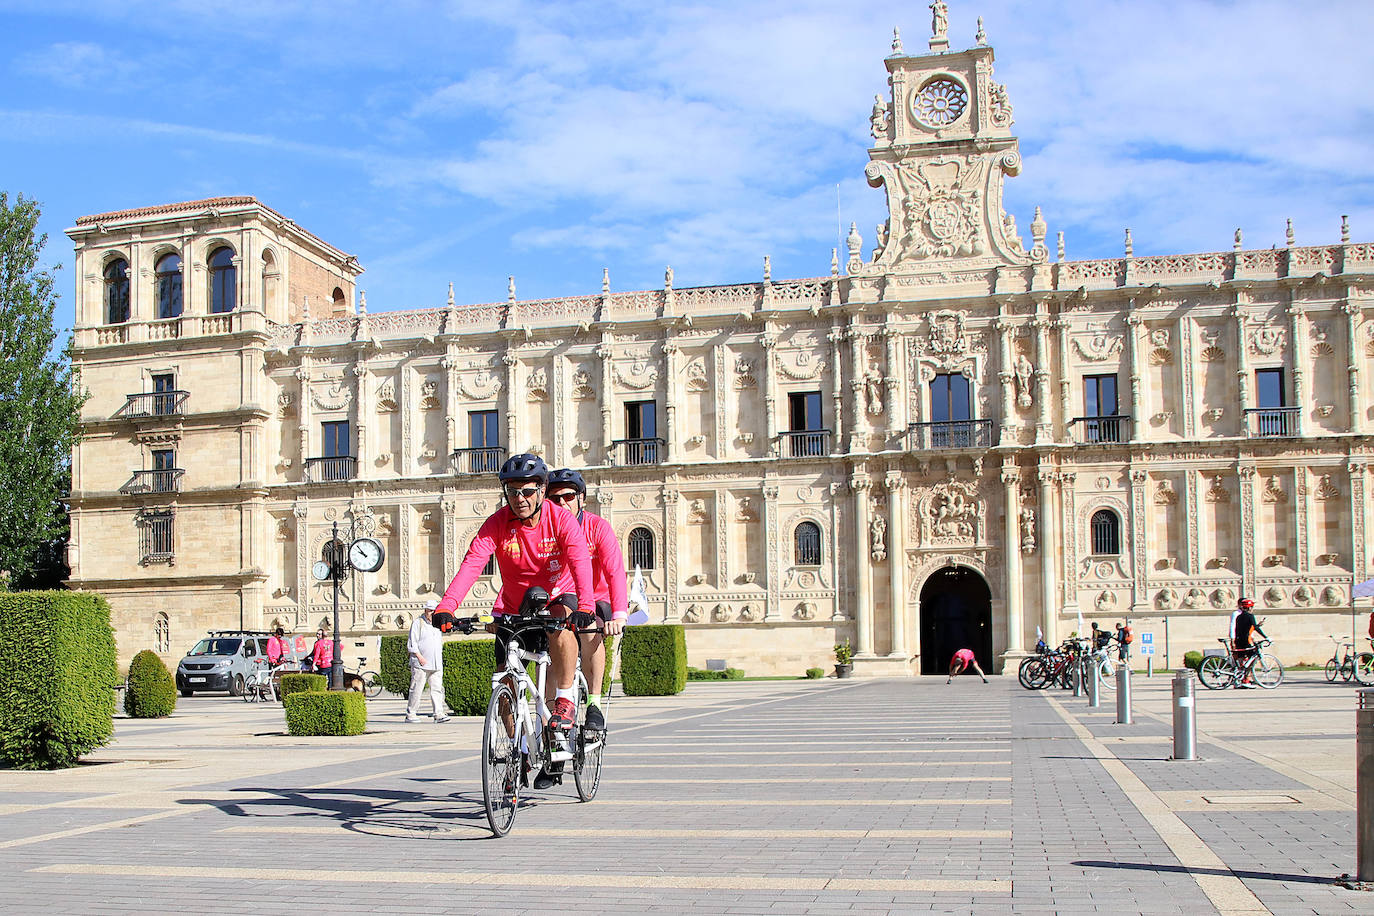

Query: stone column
[828,326,846,448]
[295,364,311,476]
[441,495,458,583]
[597,341,613,462]
[1038,466,1057,642]
[1234,306,1251,415]
[1346,301,1363,433]
[886,471,907,658]
[847,327,865,453]
[663,340,679,462]
[1001,464,1024,655]
[764,482,781,621]
[996,317,1015,444]
[883,328,903,439]
[1126,313,1143,442]
[829,481,845,621]
[1129,468,1148,611]
[442,355,458,458]
[1288,302,1307,436]
[762,333,779,456]
[1239,465,1258,598]
[1179,315,1197,437]
[662,487,680,623]
[1053,318,1071,443]
[851,473,874,656]
[1350,462,1369,587]
[503,347,520,454]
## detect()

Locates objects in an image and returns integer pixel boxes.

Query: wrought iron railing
[1245,407,1300,438]
[119,469,184,495]
[304,456,357,483]
[451,446,506,474]
[119,390,188,418]
[1071,415,1130,444]
[780,429,831,458]
[907,419,996,451]
[609,437,665,466]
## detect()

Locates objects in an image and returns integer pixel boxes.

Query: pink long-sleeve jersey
[581,510,628,619]
[436,502,594,617]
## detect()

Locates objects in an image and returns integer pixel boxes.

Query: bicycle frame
[492,623,575,767]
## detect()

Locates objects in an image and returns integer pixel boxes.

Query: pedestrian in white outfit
[406,600,449,723]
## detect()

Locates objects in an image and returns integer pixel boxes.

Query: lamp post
[330,521,344,691]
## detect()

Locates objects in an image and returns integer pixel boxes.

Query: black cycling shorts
[493,593,577,671]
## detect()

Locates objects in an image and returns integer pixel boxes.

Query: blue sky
[4,0,1372,332]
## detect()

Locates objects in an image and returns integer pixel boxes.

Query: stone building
[68,18,1374,676]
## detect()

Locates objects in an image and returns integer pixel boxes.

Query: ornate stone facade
[68,23,1374,675]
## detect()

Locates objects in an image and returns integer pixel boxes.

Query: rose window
[913,78,968,128]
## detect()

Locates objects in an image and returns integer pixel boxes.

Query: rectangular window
[1256,368,1285,408]
[929,374,972,422]
[482,555,496,576]
[152,373,176,416]
[469,410,499,448]
[626,400,657,439]
[322,421,350,458]
[788,391,823,431]
[151,448,175,471]
[140,509,175,562]
[1084,374,1118,417]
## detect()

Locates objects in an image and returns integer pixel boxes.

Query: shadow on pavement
[1075,859,1342,885]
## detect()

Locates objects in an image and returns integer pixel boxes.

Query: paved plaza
[0,672,1370,915]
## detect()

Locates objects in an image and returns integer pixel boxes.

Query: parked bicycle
[1018,638,1085,690]
[1323,635,1374,685]
[457,587,606,837]
[1198,638,1284,689]
[342,658,383,699]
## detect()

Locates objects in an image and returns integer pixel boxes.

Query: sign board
[1140,632,1155,656]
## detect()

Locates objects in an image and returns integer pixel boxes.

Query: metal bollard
[1072,657,1083,697]
[1358,689,1374,880]
[1172,670,1196,761]
[1116,666,1132,724]
[1088,659,1101,708]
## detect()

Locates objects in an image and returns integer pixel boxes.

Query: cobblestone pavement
[1,671,1371,915]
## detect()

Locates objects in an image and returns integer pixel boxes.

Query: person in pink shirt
[947,647,988,684]
[310,628,333,674]
[266,627,287,666]
[546,468,627,733]
[434,454,594,736]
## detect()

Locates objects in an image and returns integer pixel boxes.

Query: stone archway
[918,565,992,675]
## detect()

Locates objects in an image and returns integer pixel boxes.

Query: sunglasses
[504,484,542,500]
[547,491,579,504]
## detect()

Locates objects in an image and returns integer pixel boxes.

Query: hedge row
[686,667,744,680]
[621,625,686,696]
[281,673,327,697]
[125,650,176,718]
[442,639,497,715]
[284,690,367,736]
[0,591,118,769]
[379,634,409,695]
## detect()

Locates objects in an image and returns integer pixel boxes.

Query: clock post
[329,521,344,690]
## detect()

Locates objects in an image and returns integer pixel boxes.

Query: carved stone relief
[1251,325,1285,356]
[1073,333,1124,362]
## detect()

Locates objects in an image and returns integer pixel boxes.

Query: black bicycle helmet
[499,453,549,484]
[547,467,586,495]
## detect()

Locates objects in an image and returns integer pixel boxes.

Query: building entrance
[918,566,992,675]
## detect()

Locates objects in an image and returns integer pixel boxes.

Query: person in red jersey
[434,453,594,735]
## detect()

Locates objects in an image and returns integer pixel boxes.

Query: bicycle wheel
[1325,658,1340,682]
[1095,658,1115,691]
[361,671,382,699]
[1197,656,1229,689]
[1018,657,1042,690]
[1252,654,1284,689]
[1343,659,1356,682]
[1356,653,1374,687]
[481,681,523,837]
[573,680,603,802]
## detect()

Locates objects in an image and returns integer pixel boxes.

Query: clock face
[312,561,333,582]
[349,537,385,573]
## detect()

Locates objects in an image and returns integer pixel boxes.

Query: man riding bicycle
[545,468,627,733]
[433,453,595,734]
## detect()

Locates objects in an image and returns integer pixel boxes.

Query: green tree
[0,193,85,587]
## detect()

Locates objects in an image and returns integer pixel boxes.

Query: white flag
[1355,577,1374,599]
[627,566,650,625]
[1076,609,1085,638]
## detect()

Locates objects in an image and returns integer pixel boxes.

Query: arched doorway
[918,565,992,675]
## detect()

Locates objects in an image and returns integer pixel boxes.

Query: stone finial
[1124,228,1133,258]
[845,222,863,274]
[830,247,839,278]
[929,1,949,51]
[601,267,610,294]
[301,294,310,321]
[1234,228,1243,251]
[665,265,674,290]
[1031,207,1047,244]
[358,291,367,315]
[1285,218,1295,247]
[763,255,771,283]
[1342,215,1351,244]
[507,276,516,302]
[890,26,904,55]
[1056,231,1065,262]
[976,16,987,45]
[446,282,454,308]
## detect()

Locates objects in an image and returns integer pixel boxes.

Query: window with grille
[794,521,822,565]
[628,527,655,570]
[482,555,496,576]
[1090,509,1120,556]
[139,509,175,563]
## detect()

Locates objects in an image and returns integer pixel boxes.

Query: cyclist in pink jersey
[546,468,627,733]
[434,453,594,733]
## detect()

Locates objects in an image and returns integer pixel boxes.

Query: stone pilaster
[502,346,519,454]
[1345,301,1363,433]
[1288,302,1307,436]
[885,471,907,657]
[851,473,874,656]
[662,487,680,623]
[1126,313,1143,442]
[1129,468,1148,612]
[762,332,779,456]
[764,481,781,621]
[596,340,613,461]
[1239,464,1258,597]
[663,340,679,463]
[996,316,1015,444]
[1001,464,1023,654]
[1053,317,1070,443]
[847,327,865,453]
[1038,466,1056,642]
[828,325,846,448]
[883,327,903,438]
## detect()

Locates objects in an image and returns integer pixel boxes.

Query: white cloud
[15,42,141,88]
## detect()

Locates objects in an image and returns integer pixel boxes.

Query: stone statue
[687,498,709,524]
[869,95,888,140]
[1019,505,1036,553]
[930,0,948,41]
[1014,353,1034,408]
[870,515,887,562]
[1182,587,1207,609]
[865,370,884,416]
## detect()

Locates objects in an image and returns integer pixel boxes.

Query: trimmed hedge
[281,673,327,697]
[1183,650,1203,671]
[442,639,496,716]
[687,667,745,681]
[621,625,687,696]
[124,650,176,718]
[284,690,367,736]
[805,667,825,679]
[379,634,409,696]
[0,591,117,769]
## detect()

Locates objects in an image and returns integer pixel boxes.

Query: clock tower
[852,6,1043,295]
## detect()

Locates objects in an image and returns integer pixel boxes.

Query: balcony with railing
[1070,415,1131,444]
[609,437,665,466]
[907,419,996,451]
[451,446,506,475]
[1245,406,1300,438]
[119,469,185,495]
[304,456,357,483]
[118,390,188,419]
[780,429,831,458]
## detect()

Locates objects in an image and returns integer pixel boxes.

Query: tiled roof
[74,196,262,225]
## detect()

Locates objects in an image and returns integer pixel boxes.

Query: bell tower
[852,4,1042,292]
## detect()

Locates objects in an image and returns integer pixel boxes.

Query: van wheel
[230,675,244,697]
